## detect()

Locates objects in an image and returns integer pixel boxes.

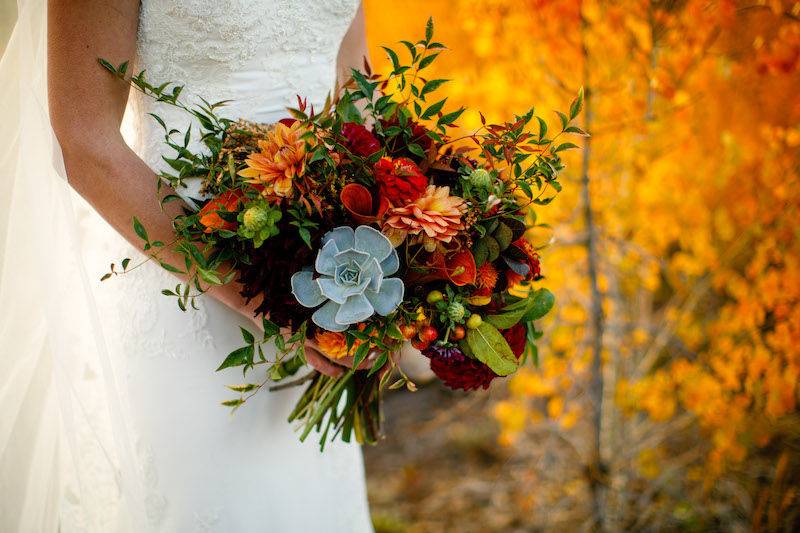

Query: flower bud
[243,204,271,231]
[469,168,492,189]
[447,301,466,322]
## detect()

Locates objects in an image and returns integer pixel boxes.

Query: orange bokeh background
[363,1,800,530]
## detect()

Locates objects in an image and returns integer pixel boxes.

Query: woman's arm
[336,2,370,85]
[47,0,260,319]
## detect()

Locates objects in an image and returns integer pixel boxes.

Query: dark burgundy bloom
[236,216,326,328]
[501,323,527,358]
[429,356,499,391]
[278,118,297,127]
[379,118,433,155]
[505,239,542,286]
[422,344,466,363]
[341,122,381,157]
[373,157,428,206]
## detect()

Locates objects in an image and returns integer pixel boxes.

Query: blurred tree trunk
[580,5,607,529]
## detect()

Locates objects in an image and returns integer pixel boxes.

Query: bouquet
[100,18,584,449]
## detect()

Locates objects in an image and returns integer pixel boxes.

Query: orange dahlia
[383,185,466,251]
[238,121,310,197]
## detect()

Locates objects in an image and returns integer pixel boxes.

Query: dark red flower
[429,355,499,391]
[373,157,429,205]
[501,323,527,358]
[506,239,542,286]
[341,122,381,157]
[278,118,297,127]
[379,118,433,152]
[422,344,466,363]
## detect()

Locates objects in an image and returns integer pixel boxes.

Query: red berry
[399,323,418,340]
[420,326,438,342]
[451,325,466,341]
[411,338,430,351]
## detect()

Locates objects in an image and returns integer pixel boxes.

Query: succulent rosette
[291,225,404,332]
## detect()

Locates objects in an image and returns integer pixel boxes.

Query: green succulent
[237,201,282,248]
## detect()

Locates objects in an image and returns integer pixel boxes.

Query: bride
[1,0,374,531]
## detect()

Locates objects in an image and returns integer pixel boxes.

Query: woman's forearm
[60,133,261,321]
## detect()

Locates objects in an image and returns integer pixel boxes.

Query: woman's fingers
[303,343,345,377]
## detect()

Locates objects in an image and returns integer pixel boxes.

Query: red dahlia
[429,356,499,391]
[373,157,429,206]
[501,323,527,358]
[341,122,381,157]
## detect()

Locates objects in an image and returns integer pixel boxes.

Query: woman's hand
[304,339,401,379]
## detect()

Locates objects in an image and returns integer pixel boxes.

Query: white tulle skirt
[63,206,374,532]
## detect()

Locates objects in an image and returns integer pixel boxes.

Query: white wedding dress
[59,1,373,531]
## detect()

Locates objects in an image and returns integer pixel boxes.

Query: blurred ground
[364,384,517,533]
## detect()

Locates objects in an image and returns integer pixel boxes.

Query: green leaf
[159,261,185,274]
[570,87,584,119]
[97,58,116,74]
[227,383,258,393]
[553,142,580,153]
[367,350,388,377]
[240,327,255,344]
[438,107,464,126]
[351,68,375,100]
[216,345,254,371]
[386,322,404,340]
[555,110,568,130]
[352,342,371,370]
[485,301,529,330]
[132,217,148,242]
[418,53,439,70]
[421,98,447,120]
[262,318,279,337]
[465,322,518,376]
[400,40,417,60]
[522,288,555,321]
[425,16,434,42]
[407,143,426,158]
[420,78,449,98]
[536,116,548,139]
[382,46,400,71]
[198,268,222,285]
[565,125,588,135]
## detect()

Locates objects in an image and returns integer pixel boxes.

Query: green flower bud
[238,202,281,248]
[447,301,466,322]
[243,205,271,232]
[469,168,493,189]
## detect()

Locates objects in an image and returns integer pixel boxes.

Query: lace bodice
[127,0,359,201]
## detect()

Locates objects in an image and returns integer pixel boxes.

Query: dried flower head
[476,262,499,289]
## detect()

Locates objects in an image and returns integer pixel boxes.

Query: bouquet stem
[289,369,383,450]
